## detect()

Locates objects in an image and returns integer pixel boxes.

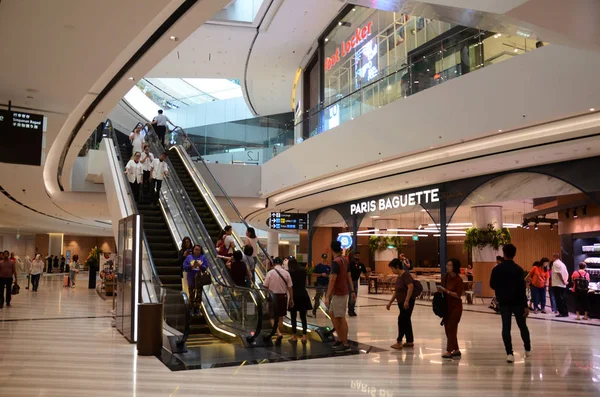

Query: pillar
[470,206,502,298]
[267,231,279,258]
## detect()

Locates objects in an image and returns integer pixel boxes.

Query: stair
[168,151,222,245]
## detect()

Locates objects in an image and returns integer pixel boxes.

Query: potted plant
[464,223,511,252]
[369,235,404,253]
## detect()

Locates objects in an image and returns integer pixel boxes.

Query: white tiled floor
[1,278,600,396]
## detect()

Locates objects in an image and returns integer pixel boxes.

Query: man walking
[348,251,368,316]
[324,241,355,353]
[0,250,17,308]
[311,253,330,317]
[151,109,175,145]
[551,253,569,317]
[150,152,169,205]
[490,244,531,363]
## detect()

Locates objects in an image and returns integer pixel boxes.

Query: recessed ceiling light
[338,22,342,26]
[352,7,356,11]
[169,36,179,41]
[324,38,329,42]
[514,48,519,53]
[498,129,502,132]
[590,108,595,111]
[128,77,135,81]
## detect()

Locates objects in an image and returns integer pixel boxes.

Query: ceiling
[0,0,231,235]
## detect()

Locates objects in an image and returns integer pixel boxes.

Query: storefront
[297,5,538,140]
[307,156,600,316]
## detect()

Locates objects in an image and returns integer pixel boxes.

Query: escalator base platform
[158,339,384,371]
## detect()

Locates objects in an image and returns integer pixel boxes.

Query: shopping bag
[11,283,20,295]
[63,275,70,287]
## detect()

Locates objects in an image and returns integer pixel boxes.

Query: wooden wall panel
[509,226,560,271]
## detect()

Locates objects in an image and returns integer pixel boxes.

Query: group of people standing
[125,141,169,204]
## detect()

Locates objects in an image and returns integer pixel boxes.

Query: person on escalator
[223,225,236,255]
[125,152,143,202]
[242,245,256,287]
[178,236,193,280]
[129,125,145,159]
[229,250,251,287]
[244,228,259,261]
[151,110,175,146]
[183,245,208,314]
[150,152,169,205]
[140,144,154,198]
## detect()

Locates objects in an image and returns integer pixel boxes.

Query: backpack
[432,291,447,321]
[574,270,589,292]
[412,279,423,298]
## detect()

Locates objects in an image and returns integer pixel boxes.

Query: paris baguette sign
[350,188,440,215]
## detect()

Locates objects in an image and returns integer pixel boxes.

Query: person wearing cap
[311,253,331,317]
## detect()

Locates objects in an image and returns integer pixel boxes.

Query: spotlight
[550,223,554,231]
[583,206,587,216]
[534,223,538,230]
[522,221,528,228]
[574,208,578,219]
[565,209,570,219]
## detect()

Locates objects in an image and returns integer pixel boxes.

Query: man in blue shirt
[311,253,331,317]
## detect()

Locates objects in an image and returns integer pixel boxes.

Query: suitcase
[63,275,70,288]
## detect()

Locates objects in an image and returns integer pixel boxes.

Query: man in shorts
[325,241,355,353]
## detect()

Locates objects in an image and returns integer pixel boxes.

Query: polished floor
[1,277,600,396]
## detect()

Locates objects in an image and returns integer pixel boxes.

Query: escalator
[103,121,275,351]
[166,127,333,342]
[168,153,221,244]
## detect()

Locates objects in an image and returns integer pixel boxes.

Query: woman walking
[386,258,417,350]
[69,255,80,288]
[30,254,44,292]
[437,258,464,359]
[288,258,312,344]
[526,261,548,313]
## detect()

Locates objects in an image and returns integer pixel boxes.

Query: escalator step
[155,266,181,275]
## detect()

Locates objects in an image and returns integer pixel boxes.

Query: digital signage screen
[270,212,308,230]
[354,37,379,89]
[0,110,45,166]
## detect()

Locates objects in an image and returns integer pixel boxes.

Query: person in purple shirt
[183,245,208,313]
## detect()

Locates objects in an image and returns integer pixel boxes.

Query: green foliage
[369,235,404,253]
[464,224,512,252]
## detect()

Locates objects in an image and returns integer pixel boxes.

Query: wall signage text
[325,22,373,71]
[350,188,439,215]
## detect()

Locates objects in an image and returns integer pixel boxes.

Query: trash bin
[137,303,163,356]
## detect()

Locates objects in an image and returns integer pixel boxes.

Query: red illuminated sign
[325,21,373,71]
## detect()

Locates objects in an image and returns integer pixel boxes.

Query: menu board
[0,110,45,165]
[270,212,308,230]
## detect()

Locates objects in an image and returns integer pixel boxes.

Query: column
[267,231,279,258]
[471,206,503,298]
[48,233,64,272]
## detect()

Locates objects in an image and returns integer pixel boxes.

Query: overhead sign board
[337,234,353,250]
[270,212,308,230]
[350,188,440,215]
[0,109,45,166]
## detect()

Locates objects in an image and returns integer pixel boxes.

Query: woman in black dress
[178,236,193,278]
[288,257,313,343]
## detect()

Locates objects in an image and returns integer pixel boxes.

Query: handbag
[196,270,212,286]
[11,283,20,295]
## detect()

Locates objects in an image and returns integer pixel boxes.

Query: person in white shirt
[129,125,145,158]
[125,152,143,202]
[223,225,236,255]
[30,254,44,292]
[140,144,154,196]
[151,110,175,145]
[263,257,294,345]
[551,253,569,317]
[150,152,169,205]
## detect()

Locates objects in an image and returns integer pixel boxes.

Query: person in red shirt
[438,258,465,359]
[571,262,591,320]
[525,261,548,314]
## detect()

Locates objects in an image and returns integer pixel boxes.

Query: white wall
[261,45,600,195]
[0,234,36,262]
[197,162,262,198]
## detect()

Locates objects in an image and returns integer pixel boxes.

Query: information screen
[270,212,308,230]
[354,37,379,89]
[0,110,44,166]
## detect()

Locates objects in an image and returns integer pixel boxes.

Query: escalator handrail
[144,125,267,343]
[103,120,164,290]
[178,291,191,347]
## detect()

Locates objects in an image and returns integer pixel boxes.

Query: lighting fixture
[128,77,135,81]
[169,35,179,41]
[550,223,554,231]
[325,37,329,42]
[522,221,528,228]
[498,129,503,132]
[352,7,356,11]
[573,208,578,218]
[514,48,519,53]
[534,223,538,230]
[590,108,595,112]
[338,21,342,26]
[565,209,570,219]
